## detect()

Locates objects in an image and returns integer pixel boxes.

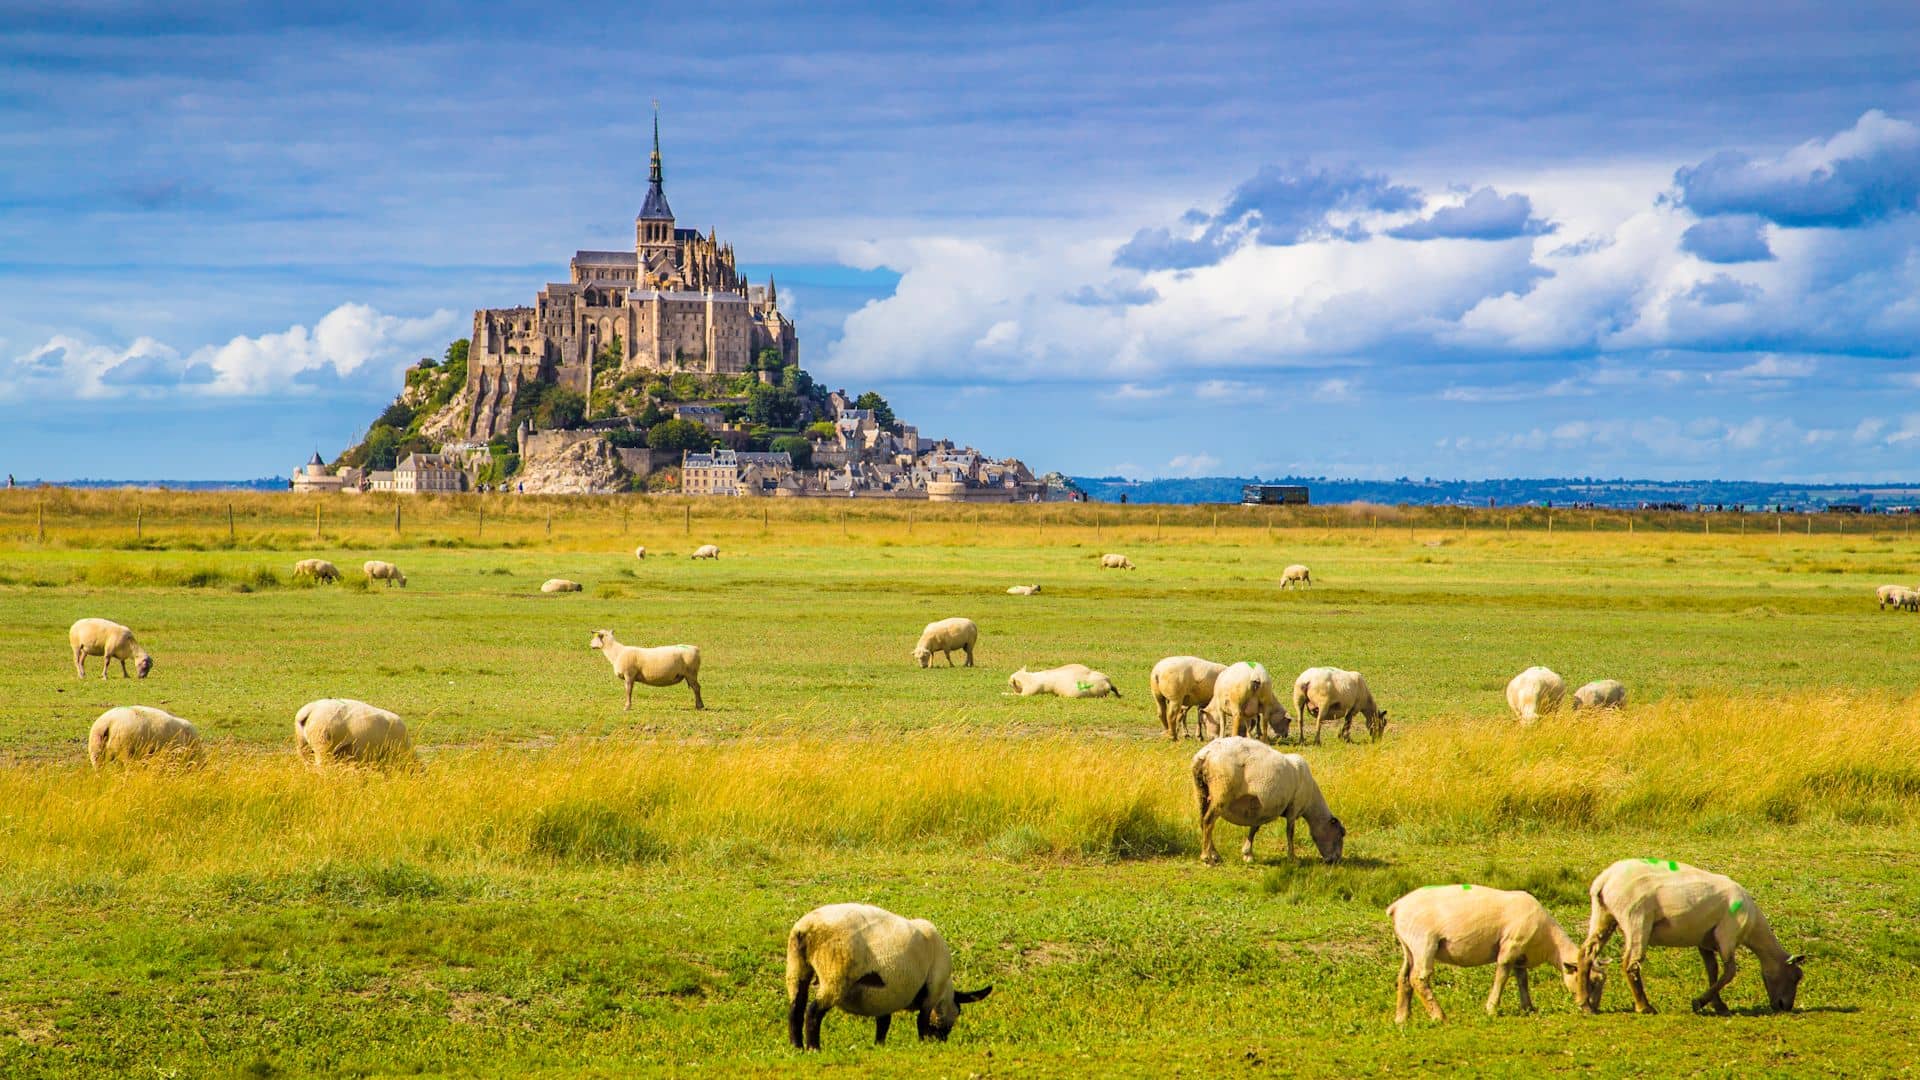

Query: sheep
[588,630,703,709]
[293,698,416,769]
[1577,858,1805,1016]
[88,706,202,768]
[1877,584,1905,610]
[1896,587,1920,613]
[541,578,583,593]
[1099,553,1135,570]
[1007,663,1120,698]
[68,618,153,680]
[1291,667,1388,744]
[634,545,647,560]
[913,617,977,668]
[1506,666,1565,722]
[1005,584,1041,596]
[1150,655,1228,740]
[1388,884,1600,1023]
[363,560,407,587]
[786,903,993,1050]
[691,544,720,560]
[1197,662,1283,740]
[292,558,340,583]
[1572,679,1627,711]
[1280,564,1312,589]
[1191,736,1345,864]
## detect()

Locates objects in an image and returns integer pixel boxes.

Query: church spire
[637,99,674,224]
[649,101,663,186]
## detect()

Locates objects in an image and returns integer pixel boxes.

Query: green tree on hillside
[647,418,715,455]
[535,387,586,430]
[854,391,897,431]
[747,384,801,428]
[770,435,812,468]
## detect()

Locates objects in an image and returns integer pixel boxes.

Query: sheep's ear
[1561,961,1578,974]
[953,986,993,1004]
[1787,954,1807,966]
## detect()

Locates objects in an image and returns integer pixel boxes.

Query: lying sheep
[1292,667,1388,744]
[363,560,407,587]
[292,558,340,583]
[1150,655,1227,740]
[1007,663,1120,698]
[691,544,720,560]
[1099,553,1135,570]
[1005,584,1041,596]
[1280,564,1312,589]
[588,630,703,709]
[1506,666,1565,722]
[1388,884,1599,1023]
[1198,662,1284,740]
[541,578,583,593]
[69,618,153,680]
[634,545,647,560]
[1572,679,1627,711]
[1191,736,1345,864]
[294,698,416,769]
[786,903,993,1050]
[913,617,977,668]
[88,706,202,768]
[1578,858,1805,1015]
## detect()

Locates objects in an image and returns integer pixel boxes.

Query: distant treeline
[11,478,291,491]
[1072,475,1920,511]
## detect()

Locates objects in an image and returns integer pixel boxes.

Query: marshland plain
[0,491,1917,1076]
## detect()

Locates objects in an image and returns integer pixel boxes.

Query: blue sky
[4,2,1920,481]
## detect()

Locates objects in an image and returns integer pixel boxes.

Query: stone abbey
[463,115,798,440]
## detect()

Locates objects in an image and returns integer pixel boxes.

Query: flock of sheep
[62,546,1808,1051]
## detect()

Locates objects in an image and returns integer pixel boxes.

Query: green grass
[0,501,1917,1076]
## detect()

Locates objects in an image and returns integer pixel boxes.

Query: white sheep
[1506,666,1565,722]
[294,698,416,769]
[1150,655,1227,740]
[1876,584,1905,610]
[292,558,340,583]
[1280,564,1312,589]
[541,578,583,593]
[68,618,153,680]
[634,545,647,560]
[588,629,704,709]
[913,617,977,668]
[1099,553,1135,570]
[691,544,720,560]
[88,706,202,768]
[1895,586,1920,613]
[1191,736,1345,864]
[1292,666,1388,744]
[1578,858,1805,1015]
[363,560,407,587]
[1197,662,1283,740]
[1571,679,1627,711]
[1388,884,1599,1022]
[1005,584,1041,596]
[1007,663,1120,698]
[786,902,993,1050]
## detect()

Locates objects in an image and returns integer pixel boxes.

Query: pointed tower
[635,103,676,272]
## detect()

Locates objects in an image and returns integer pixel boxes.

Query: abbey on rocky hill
[464,111,797,440]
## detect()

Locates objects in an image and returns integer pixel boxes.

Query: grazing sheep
[363,560,407,587]
[1877,584,1905,610]
[88,706,202,768]
[1388,884,1600,1023]
[292,558,340,583]
[634,545,647,560]
[1506,666,1565,722]
[68,618,153,680]
[1099,553,1135,570]
[1150,655,1228,741]
[1572,679,1627,711]
[1005,584,1041,596]
[294,698,416,769]
[1197,662,1283,740]
[541,578,583,593]
[913,617,978,668]
[691,544,720,560]
[588,630,703,709]
[1896,587,1920,613]
[1280,564,1312,589]
[1007,663,1120,698]
[1577,858,1805,1015]
[786,903,993,1050]
[1291,667,1388,744]
[1191,736,1345,864]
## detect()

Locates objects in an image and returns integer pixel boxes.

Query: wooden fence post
[685,504,691,535]
[229,503,236,542]
[315,505,322,540]
[546,509,552,539]
[392,503,399,536]
[136,507,142,540]
[478,505,484,539]
[37,499,44,544]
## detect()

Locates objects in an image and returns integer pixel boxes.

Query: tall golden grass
[5,692,1915,883]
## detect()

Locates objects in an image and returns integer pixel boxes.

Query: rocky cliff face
[512,436,630,494]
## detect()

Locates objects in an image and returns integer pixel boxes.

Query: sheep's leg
[1198,803,1221,865]
[1285,816,1297,861]
[1241,822,1260,864]
[1338,710,1355,743]
[118,656,130,678]
[73,647,86,679]
[1620,930,1656,1014]
[688,676,704,710]
[803,1002,827,1050]
[1514,965,1535,1014]
[873,1014,891,1044]
[624,677,635,711]
[1692,943,1736,1015]
[1411,952,1445,1021]
[1487,961,1510,1016]
[1394,946,1415,1024]
[963,643,973,668]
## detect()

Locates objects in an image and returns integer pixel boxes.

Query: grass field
[1,493,1918,1076]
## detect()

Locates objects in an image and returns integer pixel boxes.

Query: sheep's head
[1310,815,1346,863]
[924,985,993,1041]
[135,654,153,678]
[1007,669,1028,691]
[1565,957,1605,1008]
[588,630,612,650]
[1764,955,1806,1012]
[1366,710,1388,741]
[914,645,932,668]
